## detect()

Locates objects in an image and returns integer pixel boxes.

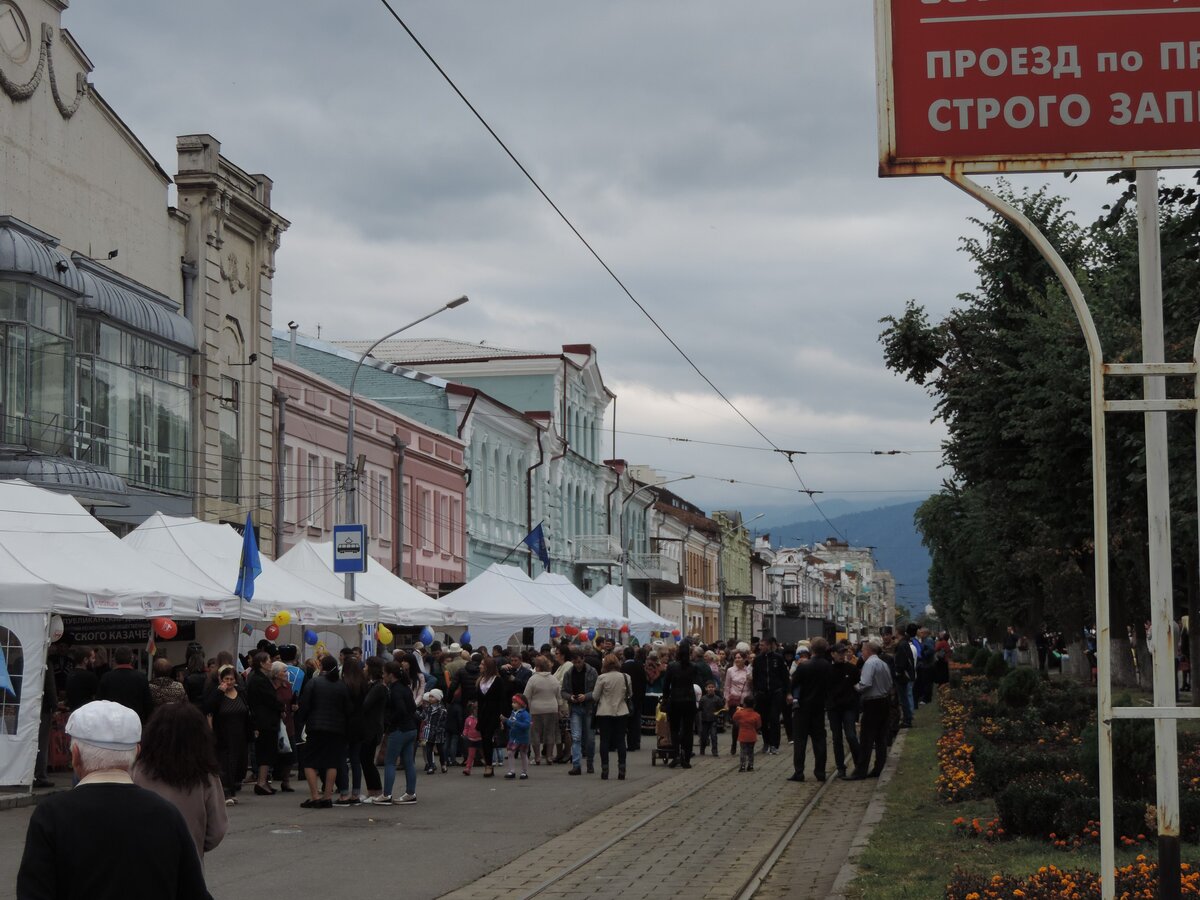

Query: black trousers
[762,691,785,750]
[915,666,934,705]
[828,705,860,775]
[792,705,827,777]
[626,700,643,751]
[666,700,695,762]
[855,696,889,776]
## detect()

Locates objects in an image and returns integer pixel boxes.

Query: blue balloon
[549,627,559,639]
[420,626,434,645]
[303,629,319,646]
[460,630,471,645]
[587,628,596,640]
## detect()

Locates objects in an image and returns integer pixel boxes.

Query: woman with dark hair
[133,702,227,859]
[270,661,297,792]
[183,654,208,708]
[358,657,388,802]
[335,657,367,805]
[662,639,699,769]
[245,650,282,796]
[475,654,513,778]
[373,660,419,804]
[205,665,251,805]
[295,654,350,809]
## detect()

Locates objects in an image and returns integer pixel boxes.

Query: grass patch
[845,694,1200,900]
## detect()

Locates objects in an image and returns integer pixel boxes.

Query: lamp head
[446,295,469,309]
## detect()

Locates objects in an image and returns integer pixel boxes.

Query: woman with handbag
[245,651,282,796]
[358,657,388,802]
[592,653,632,780]
[270,661,297,792]
[475,655,513,778]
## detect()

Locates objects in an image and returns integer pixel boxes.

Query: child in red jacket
[731,695,763,772]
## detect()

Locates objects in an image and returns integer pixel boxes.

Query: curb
[828,728,908,899]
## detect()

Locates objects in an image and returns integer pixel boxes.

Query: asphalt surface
[1,747,676,899]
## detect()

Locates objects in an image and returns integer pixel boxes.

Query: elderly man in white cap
[17,700,211,900]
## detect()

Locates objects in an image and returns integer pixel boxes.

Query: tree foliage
[881,178,1200,640]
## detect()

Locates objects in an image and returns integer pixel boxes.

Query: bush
[974,738,1079,795]
[994,773,1094,837]
[985,651,1009,680]
[1078,718,1156,802]
[972,648,992,673]
[1035,680,1094,727]
[998,665,1041,708]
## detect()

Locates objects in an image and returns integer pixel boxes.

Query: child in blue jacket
[504,694,532,780]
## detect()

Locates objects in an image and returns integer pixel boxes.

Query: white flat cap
[66,700,141,751]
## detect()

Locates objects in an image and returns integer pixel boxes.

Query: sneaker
[333,797,353,806]
[738,765,746,773]
[504,772,516,779]
[424,767,435,775]
[396,793,417,804]
[225,797,236,806]
[519,773,528,780]
[361,796,388,805]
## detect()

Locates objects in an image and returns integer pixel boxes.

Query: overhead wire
[370,0,850,542]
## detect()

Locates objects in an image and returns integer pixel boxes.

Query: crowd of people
[35,622,957,809]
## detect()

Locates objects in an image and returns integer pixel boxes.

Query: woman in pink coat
[722,651,752,756]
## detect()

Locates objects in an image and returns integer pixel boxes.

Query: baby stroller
[651,703,677,767]
[642,690,662,734]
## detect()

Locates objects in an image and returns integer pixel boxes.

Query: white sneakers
[396,794,417,804]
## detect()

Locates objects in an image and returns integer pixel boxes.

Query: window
[304,453,318,525]
[218,376,240,503]
[450,497,461,556]
[0,626,22,735]
[438,495,449,553]
[420,489,433,550]
[0,281,75,456]
[378,475,390,540]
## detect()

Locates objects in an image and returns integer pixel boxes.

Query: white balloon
[49,615,64,642]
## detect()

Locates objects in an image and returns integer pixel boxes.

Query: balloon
[549,627,559,639]
[315,641,327,654]
[671,629,681,639]
[49,615,64,642]
[273,611,292,627]
[619,623,630,634]
[264,624,280,641]
[563,625,579,637]
[460,630,471,645]
[152,618,178,640]
[587,628,596,641]
[303,629,319,646]
[377,624,394,646]
[419,626,434,645]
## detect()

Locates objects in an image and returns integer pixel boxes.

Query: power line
[370,0,848,543]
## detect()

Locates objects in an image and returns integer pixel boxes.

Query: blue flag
[234,514,262,600]
[522,523,551,572]
[0,646,15,697]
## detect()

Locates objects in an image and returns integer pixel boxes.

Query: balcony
[626,552,680,585]
[572,534,621,564]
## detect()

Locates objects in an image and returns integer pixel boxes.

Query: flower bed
[945,858,1200,899]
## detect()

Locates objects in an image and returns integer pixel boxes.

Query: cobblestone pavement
[440,733,902,900]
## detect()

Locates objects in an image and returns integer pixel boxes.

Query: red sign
[876,0,1200,175]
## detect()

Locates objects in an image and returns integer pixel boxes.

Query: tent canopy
[439,564,554,649]
[590,584,675,643]
[0,481,226,616]
[534,572,627,630]
[124,515,373,626]
[275,540,462,627]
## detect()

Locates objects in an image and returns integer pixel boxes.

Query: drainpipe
[181,261,198,321]
[288,321,299,361]
[272,388,287,558]
[392,435,406,579]
[525,429,545,576]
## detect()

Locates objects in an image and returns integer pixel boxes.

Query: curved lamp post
[343,295,469,600]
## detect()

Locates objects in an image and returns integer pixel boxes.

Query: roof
[0,217,85,295]
[75,257,195,350]
[334,337,548,365]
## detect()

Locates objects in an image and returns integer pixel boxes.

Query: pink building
[274,351,467,596]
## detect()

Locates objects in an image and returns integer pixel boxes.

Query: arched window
[0,626,23,736]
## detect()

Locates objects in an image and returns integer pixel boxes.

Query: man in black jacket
[751,636,789,754]
[787,638,832,782]
[97,646,152,723]
[827,641,862,779]
[893,624,917,728]
[621,647,646,751]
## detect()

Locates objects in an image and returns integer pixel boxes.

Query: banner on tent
[339,610,362,625]
[199,600,226,618]
[62,617,195,645]
[139,598,171,616]
[85,596,122,616]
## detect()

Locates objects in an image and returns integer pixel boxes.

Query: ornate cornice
[0,22,86,118]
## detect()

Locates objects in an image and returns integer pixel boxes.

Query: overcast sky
[64,1,1161,526]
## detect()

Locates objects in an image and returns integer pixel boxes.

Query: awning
[75,257,196,351]
[0,454,128,508]
[0,216,85,295]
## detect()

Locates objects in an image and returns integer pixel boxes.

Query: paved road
[2,735,900,900]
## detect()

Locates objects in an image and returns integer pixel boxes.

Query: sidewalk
[439,736,902,900]
[0,771,71,811]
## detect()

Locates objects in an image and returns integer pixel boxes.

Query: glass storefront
[0,281,75,455]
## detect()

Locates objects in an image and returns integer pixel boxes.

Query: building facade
[0,2,282,540]
[274,332,466,594]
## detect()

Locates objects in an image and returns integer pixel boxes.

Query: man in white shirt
[848,639,893,780]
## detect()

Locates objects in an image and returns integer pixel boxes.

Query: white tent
[590,584,676,644]
[0,482,230,787]
[124,515,376,628]
[276,540,463,628]
[439,564,554,650]
[534,572,627,631]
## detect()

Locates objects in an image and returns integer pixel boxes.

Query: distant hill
[768,500,931,615]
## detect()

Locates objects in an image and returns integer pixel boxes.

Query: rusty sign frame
[874,0,1200,176]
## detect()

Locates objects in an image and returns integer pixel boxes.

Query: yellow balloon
[376,625,394,646]
[273,611,292,627]
[315,640,327,654]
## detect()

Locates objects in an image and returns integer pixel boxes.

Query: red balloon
[152,618,178,640]
[264,624,280,641]
[619,624,630,633]
[671,629,681,639]
[563,624,579,637]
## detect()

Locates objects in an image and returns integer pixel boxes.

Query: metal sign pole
[1137,169,1181,900]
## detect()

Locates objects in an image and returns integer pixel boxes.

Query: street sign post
[875,3,1200,897]
[877,0,1200,175]
[332,524,367,575]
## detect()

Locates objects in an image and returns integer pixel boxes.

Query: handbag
[277,721,292,755]
[624,674,636,717]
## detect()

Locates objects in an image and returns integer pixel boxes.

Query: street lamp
[619,474,694,624]
[343,296,469,601]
